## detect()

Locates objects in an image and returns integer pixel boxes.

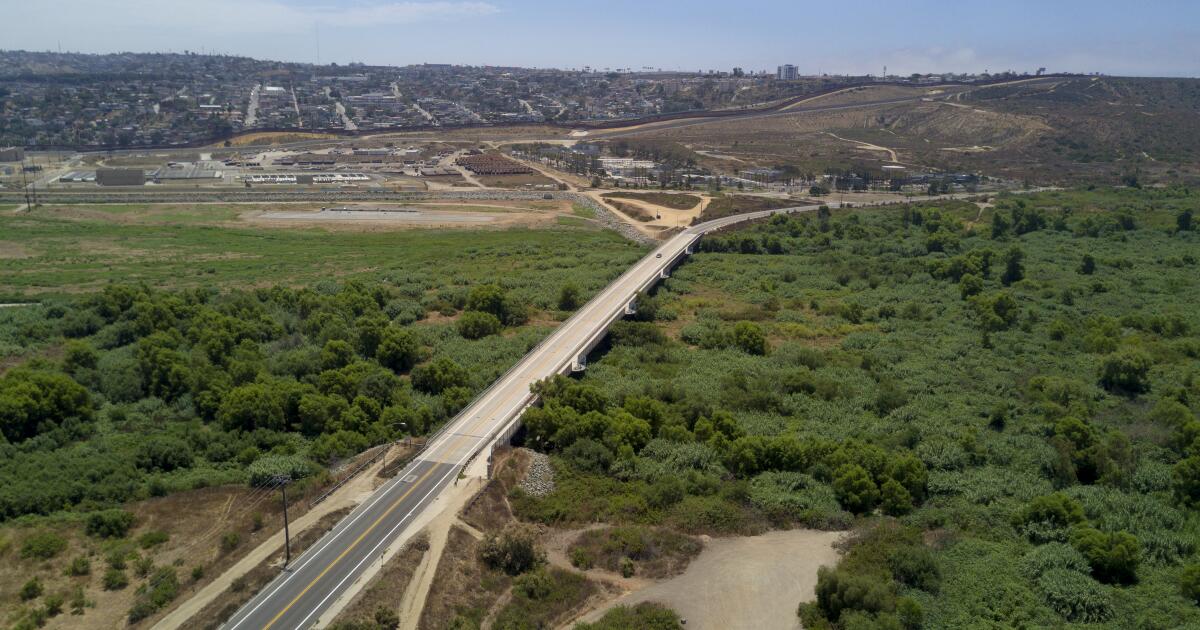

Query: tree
[457,311,502,339]
[219,383,285,431]
[320,339,356,370]
[959,273,983,299]
[1001,246,1025,285]
[466,284,507,319]
[814,566,894,622]
[731,321,767,355]
[1069,527,1140,584]
[1098,348,1153,395]
[558,283,582,311]
[1014,493,1085,542]
[0,368,94,443]
[833,464,879,514]
[1177,209,1194,233]
[135,436,194,472]
[411,357,469,394]
[1181,564,1200,605]
[1079,254,1097,275]
[1173,457,1200,508]
[376,326,419,372]
[880,479,913,516]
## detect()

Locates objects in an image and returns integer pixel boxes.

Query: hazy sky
[2,0,1198,76]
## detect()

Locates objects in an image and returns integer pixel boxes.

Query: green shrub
[1069,526,1140,585]
[20,531,67,559]
[1181,564,1200,605]
[1036,568,1113,622]
[457,310,502,339]
[139,530,170,549]
[888,546,940,593]
[574,603,680,630]
[19,577,43,601]
[1014,493,1085,542]
[220,531,241,553]
[102,567,129,590]
[1098,348,1153,395]
[65,555,91,577]
[480,523,543,575]
[833,464,879,514]
[815,566,895,622]
[85,509,135,538]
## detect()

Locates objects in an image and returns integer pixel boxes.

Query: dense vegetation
[0,228,645,524]
[510,188,1200,628]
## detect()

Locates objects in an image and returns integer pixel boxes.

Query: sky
[1,0,1198,76]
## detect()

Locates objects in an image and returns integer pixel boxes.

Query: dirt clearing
[572,529,843,630]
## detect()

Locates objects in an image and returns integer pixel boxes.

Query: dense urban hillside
[508,187,1200,628]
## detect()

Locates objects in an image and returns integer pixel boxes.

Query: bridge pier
[623,301,637,316]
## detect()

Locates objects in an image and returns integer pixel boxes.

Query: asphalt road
[221,200,836,630]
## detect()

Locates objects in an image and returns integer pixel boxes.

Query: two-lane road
[221,200,836,630]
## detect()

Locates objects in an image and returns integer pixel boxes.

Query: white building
[777,64,799,81]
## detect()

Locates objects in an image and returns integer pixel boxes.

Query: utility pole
[19,160,31,211]
[274,475,293,567]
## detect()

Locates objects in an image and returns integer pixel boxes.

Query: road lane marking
[261,462,444,629]
[223,459,427,629]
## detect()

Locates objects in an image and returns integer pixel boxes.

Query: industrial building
[0,147,25,162]
[96,168,145,186]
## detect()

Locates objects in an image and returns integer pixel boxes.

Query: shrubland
[507,187,1200,628]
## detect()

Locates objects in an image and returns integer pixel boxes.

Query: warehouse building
[0,147,25,162]
[96,168,146,186]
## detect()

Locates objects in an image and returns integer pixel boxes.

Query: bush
[480,523,543,575]
[1173,457,1200,508]
[1036,568,1113,622]
[220,531,241,554]
[86,509,135,538]
[1098,349,1153,395]
[21,531,67,559]
[731,321,767,355]
[815,566,895,622]
[19,577,43,601]
[574,603,681,630]
[1014,493,1085,542]
[411,356,469,394]
[1181,564,1200,605]
[888,546,940,592]
[128,567,179,622]
[833,464,879,514]
[880,479,913,516]
[1069,526,1140,585]
[135,436,194,472]
[65,555,91,577]
[139,530,170,549]
[457,310,502,339]
[374,605,400,629]
[102,567,129,590]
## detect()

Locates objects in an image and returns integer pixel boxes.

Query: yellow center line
[262,427,477,629]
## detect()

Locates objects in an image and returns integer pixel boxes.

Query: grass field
[0,204,639,299]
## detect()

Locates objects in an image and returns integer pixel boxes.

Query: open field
[0,201,623,297]
[602,192,702,210]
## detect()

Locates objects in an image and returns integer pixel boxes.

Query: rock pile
[517,449,556,498]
